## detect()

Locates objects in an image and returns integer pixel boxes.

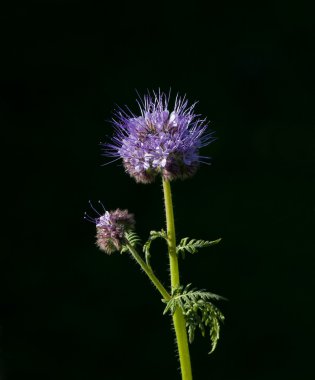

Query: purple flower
[103,91,214,183]
[85,204,135,254]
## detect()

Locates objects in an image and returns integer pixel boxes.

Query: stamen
[89,200,101,216]
[84,211,96,224]
[98,200,106,212]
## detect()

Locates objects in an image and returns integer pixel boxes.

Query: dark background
[1,1,314,379]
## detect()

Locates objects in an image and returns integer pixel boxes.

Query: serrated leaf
[176,237,221,257]
[163,284,225,353]
[121,231,141,253]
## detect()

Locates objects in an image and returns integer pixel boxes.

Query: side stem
[162,179,193,380]
[126,242,171,301]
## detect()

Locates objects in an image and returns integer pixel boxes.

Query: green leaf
[176,237,221,258]
[121,231,141,253]
[163,284,225,353]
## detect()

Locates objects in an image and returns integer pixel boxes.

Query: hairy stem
[162,179,193,380]
[126,242,171,301]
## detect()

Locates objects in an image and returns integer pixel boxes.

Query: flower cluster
[103,91,214,183]
[94,209,135,254]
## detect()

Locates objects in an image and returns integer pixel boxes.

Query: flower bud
[94,209,135,254]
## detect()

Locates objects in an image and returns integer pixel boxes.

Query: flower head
[103,91,214,183]
[85,203,135,254]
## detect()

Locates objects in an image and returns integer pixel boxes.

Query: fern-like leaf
[176,237,221,258]
[163,284,225,353]
[121,231,141,253]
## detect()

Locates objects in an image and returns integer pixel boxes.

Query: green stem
[162,179,193,380]
[126,242,171,301]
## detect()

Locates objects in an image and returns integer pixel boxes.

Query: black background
[1,1,314,379]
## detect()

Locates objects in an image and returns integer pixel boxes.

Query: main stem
[162,179,193,380]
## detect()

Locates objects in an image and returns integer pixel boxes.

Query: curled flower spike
[85,202,135,254]
[103,90,215,183]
